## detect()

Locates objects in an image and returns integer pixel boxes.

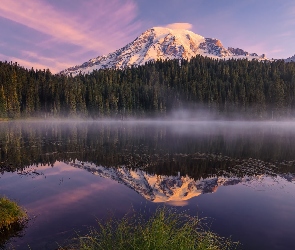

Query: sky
[0,0,294,73]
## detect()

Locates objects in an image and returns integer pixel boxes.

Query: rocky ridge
[285,54,295,62]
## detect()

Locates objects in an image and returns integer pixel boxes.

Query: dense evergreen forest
[1,56,295,118]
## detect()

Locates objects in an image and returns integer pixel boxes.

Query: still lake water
[1,120,295,249]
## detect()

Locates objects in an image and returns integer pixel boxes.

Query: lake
[1,120,295,249]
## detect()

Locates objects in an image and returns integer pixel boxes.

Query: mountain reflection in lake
[1,120,295,249]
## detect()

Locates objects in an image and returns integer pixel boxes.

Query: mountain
[61,27,268,76]
[285,54,295,62]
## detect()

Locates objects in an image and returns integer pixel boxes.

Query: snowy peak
[61,27,268,76]
[285,54,295,62]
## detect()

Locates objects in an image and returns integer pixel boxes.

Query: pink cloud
[0,52,53,70]
[0,52,72,72]
[278,31,293,38]
[165,22,193,30]
[240,42,267,55]
[21,51,74,71]
[0,0,142,72]
[268,49,283,54]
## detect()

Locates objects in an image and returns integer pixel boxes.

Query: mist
[13,106,295,128]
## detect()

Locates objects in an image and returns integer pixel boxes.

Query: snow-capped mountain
[285,54,295,62]
[61,27,268,76]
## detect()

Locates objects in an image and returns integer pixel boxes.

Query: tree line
[0,56,295,118]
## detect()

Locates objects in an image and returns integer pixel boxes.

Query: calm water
[1,120,295,249]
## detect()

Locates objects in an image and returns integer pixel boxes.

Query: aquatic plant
[0,196,27,230]
[63,207,239,250]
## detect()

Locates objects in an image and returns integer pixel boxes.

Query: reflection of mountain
[68,161,266,203]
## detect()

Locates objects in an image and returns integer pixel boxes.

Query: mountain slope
[61,27,267,76]
[285,54,295,62]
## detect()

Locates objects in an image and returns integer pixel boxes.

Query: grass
[0,196,27,230]
[62,207,239,250]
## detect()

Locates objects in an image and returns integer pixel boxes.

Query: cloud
[278,31,293,38]
[165,22,193,30]
[0,0,142,72]
[0,52,52,70]
[268,49,283,54]
[21,50,74,71]
[0,51,72,72]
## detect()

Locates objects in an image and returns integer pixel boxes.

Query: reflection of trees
[0,122,295,177]
[0,221,27,249]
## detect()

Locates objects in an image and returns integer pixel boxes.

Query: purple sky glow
[0,0,294,73]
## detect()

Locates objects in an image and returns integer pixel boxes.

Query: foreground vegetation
[1,57,295,119]
[0,196,27,248]
[0,197,27,230]
[62,208,239,250]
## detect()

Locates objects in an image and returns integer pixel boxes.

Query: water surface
[1,120,295,249]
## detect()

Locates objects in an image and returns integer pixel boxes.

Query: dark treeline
[1,57,295,118]
[1,122,295,178]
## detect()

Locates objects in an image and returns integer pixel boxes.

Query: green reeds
[0,196,27,230]
[68,207,239,250]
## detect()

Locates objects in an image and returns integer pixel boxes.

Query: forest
[0,56,295,119]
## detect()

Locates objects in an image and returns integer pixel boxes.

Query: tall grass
[0,196,27,230]
[67,207,239,250]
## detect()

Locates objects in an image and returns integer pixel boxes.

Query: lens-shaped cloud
[166,22,193,30]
